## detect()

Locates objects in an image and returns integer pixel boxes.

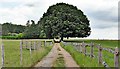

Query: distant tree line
[0,20,42,39]
[1,22,25,36]
[0,3,91,39]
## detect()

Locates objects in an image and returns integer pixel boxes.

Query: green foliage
[39,3,91,39]
[23,20,40,39]
[2,22,26,36]
[39,30,46,38]
[16,33,24,39]
[0,36,17,39]
[0,33,24,39]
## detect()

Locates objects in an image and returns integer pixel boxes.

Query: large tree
[38,3,91,40]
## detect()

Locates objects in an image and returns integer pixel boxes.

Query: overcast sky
[0,0,119,39]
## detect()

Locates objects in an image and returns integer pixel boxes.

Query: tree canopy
[38,3,91,39]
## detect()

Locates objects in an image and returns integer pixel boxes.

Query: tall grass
[62,44,98,67]
[61,40,118,67]
[3,40,52,67]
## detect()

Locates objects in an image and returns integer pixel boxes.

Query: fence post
[78,43,80,52]
[82,42,84,53]
[82,42,86,55]
[29,41,32,64]
[1,44,4,67]
[27,41,29,49]
[36,41,38,50]
[84,46,86,55]
[90,42,94,57]
[44,41,46,46]
[114,47,119,67]
[80,43,82,53]
[30,41,32,55]
[98,44,103,65]
[50,42,52,46]
[20,40,23,66]
[25,41,27,49]
[34,41,36,50]
[77,43,79,51]
[75,43,78,51]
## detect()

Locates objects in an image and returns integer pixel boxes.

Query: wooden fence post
[44,41,46,46]
[98,44,103,65]
[30,41,32,55]
[82,42,86,55]
[34,41,36,50]
[77,43,79,51]
[29,41,32,64]
[82,42,84,53]
[20,40,23,66]
[50,42,52,46]
[90,42,94,57]
[75,43,78,51]
[1,44,4,67]
[36,41,38,50]
[25,41,27,49]
[84,46,86,55]
[114,47,119,67]
[27,41,29,49]
[78,43,80,52]
[80,44,82,53]
[75,43,77,51]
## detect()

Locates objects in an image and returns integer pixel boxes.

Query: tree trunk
[61,37,63,41]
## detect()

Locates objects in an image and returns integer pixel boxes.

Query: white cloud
[88,27,118,39]
[0,0,118,39]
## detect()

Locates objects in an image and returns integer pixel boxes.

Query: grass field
[62,39,119,67]
[2,40,52,67]
[1,39,119,67]
[63,39,118,48]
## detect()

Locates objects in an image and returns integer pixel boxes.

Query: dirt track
[34,43,79,68]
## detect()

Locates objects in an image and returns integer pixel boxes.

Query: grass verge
[62,44,99,67]
[61,40,118,67]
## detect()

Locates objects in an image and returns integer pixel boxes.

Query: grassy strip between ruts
[3,40,52,67]
[52,53,65,68]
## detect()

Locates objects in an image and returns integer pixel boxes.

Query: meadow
[2,39,52,67]
[1,39,119,68]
